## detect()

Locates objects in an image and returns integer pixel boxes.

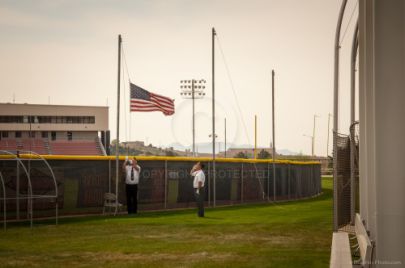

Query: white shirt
[191,169,205,188]
[125,165,141,185]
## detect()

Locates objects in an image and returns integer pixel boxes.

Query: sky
[0,0,359,156]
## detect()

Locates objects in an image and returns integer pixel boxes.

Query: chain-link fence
[334,121,359,228]
[0,157,321,219]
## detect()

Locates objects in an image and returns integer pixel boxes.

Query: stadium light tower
[180,79,206,156]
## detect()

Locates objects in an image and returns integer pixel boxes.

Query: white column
[359,0,405,265]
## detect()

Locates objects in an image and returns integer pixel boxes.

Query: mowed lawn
[0,178,333,268]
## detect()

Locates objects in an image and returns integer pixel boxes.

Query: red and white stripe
[130,92,174,115]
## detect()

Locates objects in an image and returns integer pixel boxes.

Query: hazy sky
[0,0,358,156]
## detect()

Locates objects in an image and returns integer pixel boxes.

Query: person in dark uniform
[123,157,141,214]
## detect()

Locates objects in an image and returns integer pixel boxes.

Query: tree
[257,149,271,159]
[234,151,248,159]
[165,150,178,156]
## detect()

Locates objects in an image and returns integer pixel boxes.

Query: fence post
[16,161,20,220]
[273,162,276,201]
[241,163,244,203]
[208,162,211,207]
[267,162,270,201]
[108,159,111,193]
[287,163,291,200]
[296,168,299,200]
[164,160,167,209]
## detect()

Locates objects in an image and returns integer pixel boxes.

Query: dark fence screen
[0,158,321,219]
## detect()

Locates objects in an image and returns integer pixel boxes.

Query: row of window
[0,116,95,124]
[1,131,73,140]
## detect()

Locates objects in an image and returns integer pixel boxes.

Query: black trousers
[126,184,138,214]
[194,188,205,217]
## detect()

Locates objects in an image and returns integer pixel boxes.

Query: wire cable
[122,44,133,144]
[215,34,269,201]
[215,35,252,144]
[121,43,128,144]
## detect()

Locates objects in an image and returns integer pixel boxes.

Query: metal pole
[208,162,211,207]
[0,172,6,230]
[351,21,359,130]
[16,161,20,220]
[267,162,270,201]
[212,27,216,207]
[108,159,111,193]
[333,0,348,231]
[287,164,291,200]
[115,34,122,215]
[350,20,359,225]
[164,160,167,209]
[224,118,227,158]
[192,79,195,156]
[241,163,244,203]
[272,70,276,201]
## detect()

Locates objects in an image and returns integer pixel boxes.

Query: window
[41,131,48,138]
[0,115,96,124]
[1,131,8,138]
[28,132,35,138]
[67,131,73,141]
[51,131,56,141]
[15,131,22,138]
[0,116,23,123]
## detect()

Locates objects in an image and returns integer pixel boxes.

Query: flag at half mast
[130,83,175,116]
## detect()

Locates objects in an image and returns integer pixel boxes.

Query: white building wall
[359,0,405,265]
[0,103,109,131]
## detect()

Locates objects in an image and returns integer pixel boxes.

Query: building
[330,1,405,266]
[0,103,109,155]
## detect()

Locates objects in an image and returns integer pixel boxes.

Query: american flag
[130,83,175,116]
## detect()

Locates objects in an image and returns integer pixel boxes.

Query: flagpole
[272,70,276,201]
[115,34,122,215]
[212,27,216,207]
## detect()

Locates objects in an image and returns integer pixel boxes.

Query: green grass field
[0,178,332,268]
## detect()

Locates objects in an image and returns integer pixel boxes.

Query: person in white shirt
[122,157,141,214]
[190,162,206,217]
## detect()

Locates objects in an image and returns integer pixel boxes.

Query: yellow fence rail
[0,154,320,165]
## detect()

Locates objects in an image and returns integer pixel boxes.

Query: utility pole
[212,27,216,207]
[115,34,122,214]
[180,79,206,156]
